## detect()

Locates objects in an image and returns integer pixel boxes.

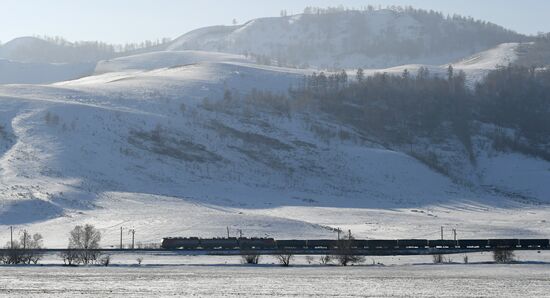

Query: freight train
[161,237,549,250]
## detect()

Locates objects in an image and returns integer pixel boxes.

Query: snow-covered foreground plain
[1,251,549,297]
[1,259,550,297]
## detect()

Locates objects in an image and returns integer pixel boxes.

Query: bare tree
[493,249,515,263]
[19,232,44,264]
[319,255,332,265]
[333,232,365,266]
[1,241,22,264]
[68,224,102,265]
[276,253,294,267]
[99,255,111,266]
[60,249,79,266]
[241,254,260,264]
[0,232,44,265]
[432,254,444,264]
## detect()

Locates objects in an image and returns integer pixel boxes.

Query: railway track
[0,247,546,256]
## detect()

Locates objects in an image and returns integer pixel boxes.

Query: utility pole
[452,229,457,241]
[10,226,13,250]
[120,227,123,249]
[337,228,342,241]
[226,226,230,238]
[348,229,352,240]
[128,229,136,250]
[22,230,27,250]
[440,226,444,240]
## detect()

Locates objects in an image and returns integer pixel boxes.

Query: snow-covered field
[2,252,550,297]
[0,59,95,84]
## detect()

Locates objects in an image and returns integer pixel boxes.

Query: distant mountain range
[1,8,546,85]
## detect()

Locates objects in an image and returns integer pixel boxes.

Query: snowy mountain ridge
[167,8,528,69]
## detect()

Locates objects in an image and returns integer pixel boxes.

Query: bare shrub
[335,253,365,266]
[1,232,44,265]
[305,256,315,264]
[319,255,332,265]
[1,242,23,264]
[493,249,515,263]
[241,254,260,265]
[333,232,365,266]
[463,255,469,264]
[60,249,79,266]
[20,232,44,264]
[99,255,111,266]
[44,112,60,125]
[276,254,294,267]
[432,254,444,264]
[151,124,164,143]
[136,257,144,265]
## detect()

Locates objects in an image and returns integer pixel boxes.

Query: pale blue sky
[1,0,549,44]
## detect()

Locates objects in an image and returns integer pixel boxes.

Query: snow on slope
[0,53,548,247]
[94,51,249,74]
[0,59,95,84]
[453,43,518,70]
[478,152,550,202]
[360,43,522,84]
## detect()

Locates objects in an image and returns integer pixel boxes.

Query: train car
[161,237,200,249]
[239,238,277,250]
[457,239,489,248]
[488,239,519,249]
[397,239,428,248]
[276,240,307,250]
[199,238,239,249]
[366,240,398,249]
[428,240,457,248]
[519,239,549,248]
[351,240,368,249]
[306,240,336,249]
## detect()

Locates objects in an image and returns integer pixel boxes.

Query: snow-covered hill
[0,54,548,247]
[0,59,95,84]
[0,37,56,63]
[0,37,108,84]
[0,36,113,64]
[94,51,249,74]
[167,9,528,69]
[0,9,547,247]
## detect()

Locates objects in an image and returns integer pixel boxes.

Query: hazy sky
[2,0,549,44]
